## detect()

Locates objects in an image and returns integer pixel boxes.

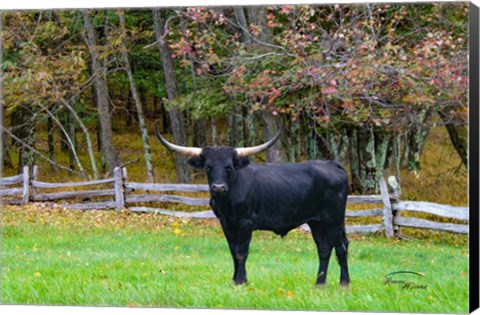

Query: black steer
[155,127,350,286]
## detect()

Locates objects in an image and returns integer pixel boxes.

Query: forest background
[0,2,469,204]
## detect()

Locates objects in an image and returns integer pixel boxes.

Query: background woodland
[0,3,469,197]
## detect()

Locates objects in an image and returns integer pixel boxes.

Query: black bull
[155,127,350,286]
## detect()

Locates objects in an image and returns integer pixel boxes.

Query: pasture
[1,204,469,313]
[0,4,470,313]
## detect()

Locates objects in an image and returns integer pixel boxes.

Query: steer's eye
[225,166,233,174]
[205,166,213,173]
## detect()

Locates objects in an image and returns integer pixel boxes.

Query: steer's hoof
[314,281,327,288]
[340,280,350,287]
[234,279,247,286]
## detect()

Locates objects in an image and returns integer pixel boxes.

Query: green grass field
[1,205,469,313]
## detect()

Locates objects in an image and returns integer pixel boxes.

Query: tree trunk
[47,115,55,170]
[153,95,159,113]
[438,107,468,169]
[210,118,218,146]
[246,6,285,162]
[124,88,133,127]
[118,11,155,183]
[247,6,273,43]
[401,131,410,168]
[262,111,284,162]
[338,129,350,165]
[60,98,99,179]
[82,10,119,174]
[348,126,380,194]
[374,131,391,187]
[358,125,377,194]
[60,110,69,152]
[306,117,319,161]
[406,106,434,173]
[153,8,191,183]
[1,137,12,169]
[327,132,339,160]
[316,132,332,160]
[285,116,301,163]
[348,127,362,193]
[244,111,257,162]
[327,129,349,166]
[161,100,170,133]
[68,111,77,172]
[14,106,36,171]
[228,105,245,147]
[245,111,256,146]
[139,86,147,123]
[234,7,250,43]
[43,106,85,178]
[389,133,403,183]
[193,119,207,147]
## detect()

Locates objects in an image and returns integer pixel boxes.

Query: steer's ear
[188,156,205,169]
[234,156,250,169]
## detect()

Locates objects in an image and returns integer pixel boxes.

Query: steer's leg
[329,227,350,286]
[219,221,239,282]
[308,221,333,286]
[233,218,253,285]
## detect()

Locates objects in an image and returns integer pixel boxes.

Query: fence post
[32,165,38,197]
[114,167,125,211]
[22,165,29,205]
[379,177,394,238]
[387,176,401,235]
[122,167,128,181]
[387,176,401,201]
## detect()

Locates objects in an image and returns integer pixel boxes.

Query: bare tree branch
[143,14,180,50]
[59,97,99,179]
[43,106,86,179]
[0,124,83,177]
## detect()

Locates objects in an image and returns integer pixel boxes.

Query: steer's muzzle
[210,183,227,194]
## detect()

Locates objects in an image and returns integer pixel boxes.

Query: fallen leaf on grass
[277,287,294,299]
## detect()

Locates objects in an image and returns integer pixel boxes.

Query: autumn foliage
[1,3,469,193]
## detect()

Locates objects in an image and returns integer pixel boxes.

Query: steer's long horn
[235,128,281,157]
[155,124,202,157]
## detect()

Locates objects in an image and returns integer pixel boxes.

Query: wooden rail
[31,178,114,188]
[125,182,210,192]
[0,166,30,205]
[125,194,210,206]
[392,201,469,220]
[32,189,116,201]
[0,187,23,197]
[0,165,470,237]
[394,217,468,234]
[0,174,24,185]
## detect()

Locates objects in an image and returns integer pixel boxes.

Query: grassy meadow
[1,205,469,312]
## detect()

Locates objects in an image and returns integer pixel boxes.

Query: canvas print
[0,1,473,313]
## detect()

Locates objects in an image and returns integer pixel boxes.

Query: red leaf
[321,86,336,94]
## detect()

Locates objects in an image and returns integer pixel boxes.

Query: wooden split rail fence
[0,165,470,237]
